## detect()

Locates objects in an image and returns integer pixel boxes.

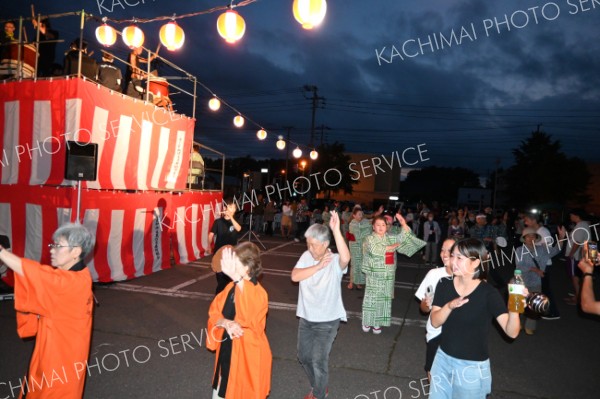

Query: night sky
[2,0,600,176]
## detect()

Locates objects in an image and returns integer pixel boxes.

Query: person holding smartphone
[578,242,600,316]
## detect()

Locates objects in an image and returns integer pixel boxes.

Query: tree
[505,130,590,207]
[311,141,357,198]
[401,166,480,205]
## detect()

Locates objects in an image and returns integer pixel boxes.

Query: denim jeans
[430,349,492,399]
[297,318,340,399]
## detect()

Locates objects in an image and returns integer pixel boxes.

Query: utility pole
[303,85,325,201]
[283,126,293,200]
[318,124,331,145]
[304,85,326,148]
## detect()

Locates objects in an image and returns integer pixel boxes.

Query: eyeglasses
[48,243,77,249]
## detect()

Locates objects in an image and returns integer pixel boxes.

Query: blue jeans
[430,349,492,399]
[297,318,340,399]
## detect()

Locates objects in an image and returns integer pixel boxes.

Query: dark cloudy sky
[3,0,600,176]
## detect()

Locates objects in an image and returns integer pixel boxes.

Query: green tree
[311,141,356,198]
[505,131,590,207]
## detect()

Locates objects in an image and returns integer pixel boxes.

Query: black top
[63,50,98,80]
[213,285,236,396]
[433,278,506,361]
[211,218,239,252]
[37,29,58,77]
[97,61,123,92]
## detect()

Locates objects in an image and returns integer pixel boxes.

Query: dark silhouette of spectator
[96,51,122,92]
[63,38,97,80]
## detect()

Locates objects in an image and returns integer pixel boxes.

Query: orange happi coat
[207,281,272,399]
[14,259,93,399]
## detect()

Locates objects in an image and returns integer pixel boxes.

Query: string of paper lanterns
[95,0,325,157]
[95,0,327,49]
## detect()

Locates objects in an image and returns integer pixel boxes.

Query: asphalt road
[1,236,599,398]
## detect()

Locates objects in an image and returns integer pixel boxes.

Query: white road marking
[101,283,426,328]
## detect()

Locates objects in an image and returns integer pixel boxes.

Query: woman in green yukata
[361,213,412,334]
[347,208,373,290]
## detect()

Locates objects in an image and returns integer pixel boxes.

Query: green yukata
[361,230,411,327]
[349,219,372,285]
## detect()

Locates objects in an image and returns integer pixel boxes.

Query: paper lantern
[217,10,246,44]
[293,0,327,30]
[208,97,221,111]
[122,24,145,49]
[276,136,286,150]
[293,147,302,158]
[310,150,318,160]
[257,129,267,140]
[233,115,245,128]
[159,21,185,51]
[95,23,117,47]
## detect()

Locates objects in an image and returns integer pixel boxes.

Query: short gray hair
[53,223,94,260]
[304,223,330,243]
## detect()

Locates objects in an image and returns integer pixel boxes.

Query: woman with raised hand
[361,213,412,334]
[0,223,95,398]
[207,242,272,399]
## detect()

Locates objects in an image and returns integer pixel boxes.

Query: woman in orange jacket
[207,242,272,399]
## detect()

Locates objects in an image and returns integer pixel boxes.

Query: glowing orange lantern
[95,23,117,47]
[276,136,286,150]
[233,115,245,128]
[257,129,267,140]
[159,21,185,51]
[217,10,246,44]
[122,24,145,49]
[293,0,327,30]
[208,97,221,111]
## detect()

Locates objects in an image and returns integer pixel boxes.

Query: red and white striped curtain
[0,186,222,283]
[0,78,194,190]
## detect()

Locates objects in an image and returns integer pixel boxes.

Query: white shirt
[535,226,554,265]
[282,205,293,217]
[295,251,348,322]
[414,267,452,342]
[567,221,590,260]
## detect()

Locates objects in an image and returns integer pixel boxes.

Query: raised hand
[220,247,239,280]
[329,210,340,232]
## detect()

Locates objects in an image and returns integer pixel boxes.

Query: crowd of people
[1,196,599,398]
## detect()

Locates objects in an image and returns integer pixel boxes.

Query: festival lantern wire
[92,1,324,154]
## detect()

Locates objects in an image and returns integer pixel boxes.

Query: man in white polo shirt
[414,237,456,381]
[292,211,350,399]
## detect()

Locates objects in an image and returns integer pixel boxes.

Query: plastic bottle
[508,270,525,313]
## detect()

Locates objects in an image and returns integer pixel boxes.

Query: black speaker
[65,141,98,181]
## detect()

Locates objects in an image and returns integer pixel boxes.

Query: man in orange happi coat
[0,224,94,398]
[207,243,272,399]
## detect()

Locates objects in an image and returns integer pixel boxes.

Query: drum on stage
[0,43,37,78]
[147,76,172,110]
[148,76,169,98]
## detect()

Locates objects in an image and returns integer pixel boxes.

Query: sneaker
[525,328,535,335]
[304,388,328,399]
[362,325,371,333]
[372,327,382,335]
[541,315,560,320]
